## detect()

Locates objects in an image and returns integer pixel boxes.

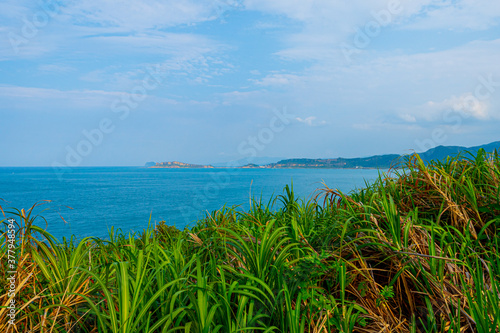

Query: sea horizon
[0,167,384,240]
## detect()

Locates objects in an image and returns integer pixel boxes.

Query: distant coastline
[148,140,500,170]
[148,161,383,170]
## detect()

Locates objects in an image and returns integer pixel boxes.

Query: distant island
[240,163,262,168]
[150,161,214,169]
[147,141,500,169]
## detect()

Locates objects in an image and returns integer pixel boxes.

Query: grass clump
[1,149,500,332]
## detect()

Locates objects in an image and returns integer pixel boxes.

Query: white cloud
[253,21,285,30]
[79,66,147,89]
[400,94,492,123]
[0,34,57,59]
[38,64,76,73]
[229,37,500,139]
[218,90,271,107]
[71,44,230,91]
[0,85,116,99]
[296,116,327,126]
[79,69,109,83]
[0,85,178,110]
[85,32,221,56]
[301,38,500,106]
[443,95,490,120]
[252,73,300,86]
[243,0,440,61]
[0,1,32,20]
[244,0,500,63]
[62,0,237,30]
[0,1,231,61]
[352,122,421,131]
[403,0,500,31]
[400,114,417,123]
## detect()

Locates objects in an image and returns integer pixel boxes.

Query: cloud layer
[1,0,500,165]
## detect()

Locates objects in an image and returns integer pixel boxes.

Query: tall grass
[1,149,499,332]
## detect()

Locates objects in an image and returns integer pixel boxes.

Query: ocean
[0,167,384,240]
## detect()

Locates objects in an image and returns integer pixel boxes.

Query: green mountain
[420,141,500,162]
[267,141,500,169]
[268,154,400,169]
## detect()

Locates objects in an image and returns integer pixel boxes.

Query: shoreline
[148,166,387,170]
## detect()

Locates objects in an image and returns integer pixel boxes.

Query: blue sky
[1,0,500,166]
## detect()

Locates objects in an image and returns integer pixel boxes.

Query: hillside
[268,141,500,169]
[420,141,500,162]
[268,154,401,169]
[147,141,500,169]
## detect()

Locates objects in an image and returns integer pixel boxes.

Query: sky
[1,0,500,166]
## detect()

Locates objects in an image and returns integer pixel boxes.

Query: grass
[1,149,500,332]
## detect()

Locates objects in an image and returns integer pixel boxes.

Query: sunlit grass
[1,149,499,332]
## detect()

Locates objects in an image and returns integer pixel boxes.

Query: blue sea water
[0,167,383,240]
